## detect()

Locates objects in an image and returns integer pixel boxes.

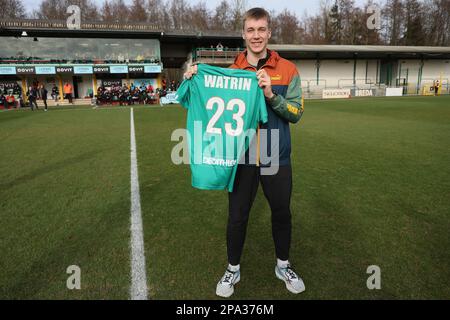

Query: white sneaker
[275,264,305,294]
[216,268,240,298]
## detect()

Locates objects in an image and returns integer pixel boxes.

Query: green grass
[1,96,449,299]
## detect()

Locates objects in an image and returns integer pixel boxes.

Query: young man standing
[28,85,39,111]
[39,84,48,111]
[184,8,305,298]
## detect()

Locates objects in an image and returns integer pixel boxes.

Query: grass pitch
[0,96,449,299]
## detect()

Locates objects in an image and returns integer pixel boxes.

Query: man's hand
[256,69,274,99]
[183,65,198,80]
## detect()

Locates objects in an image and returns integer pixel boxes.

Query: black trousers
[29,98,38,110]
[227,164,293,265]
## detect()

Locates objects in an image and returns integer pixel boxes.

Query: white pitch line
[129,107,148,300]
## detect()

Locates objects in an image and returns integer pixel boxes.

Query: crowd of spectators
[0,83,24,109]
[1,78,182,109]
[95,80,180,106]
[96,83,159,106]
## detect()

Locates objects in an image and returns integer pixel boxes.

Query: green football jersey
[177,63,268,192]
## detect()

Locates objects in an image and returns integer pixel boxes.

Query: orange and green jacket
[230,49,304,166]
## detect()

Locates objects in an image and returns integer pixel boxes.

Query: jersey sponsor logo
[204,75,252,91]
[203,157,237,167]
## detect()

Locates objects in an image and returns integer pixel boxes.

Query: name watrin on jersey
[177,64,268,192]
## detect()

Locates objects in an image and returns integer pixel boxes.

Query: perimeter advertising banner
[56,66,74,74]
[322,89,351,99]
[16,66,35,75]
[35,66,56,75]
[109,65,128,74]
[74,66,93,74]
[351,89,376,97]
[0,65,161,75]
[128,66,145,73]
[386,88,403,96]
[0,66,17,75]
[93,66,110,74]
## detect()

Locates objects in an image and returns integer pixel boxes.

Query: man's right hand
[183,65,198,80]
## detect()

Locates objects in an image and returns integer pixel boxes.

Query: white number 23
[206,97,246,136]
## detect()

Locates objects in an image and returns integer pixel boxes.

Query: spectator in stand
[434,79,440,96]
[51,84,59,105]
[0,92,6,109]
[147,83,154,93]
[13,83,21,95]
[6,93,16,108]
[216,42,224,51]
[39,84,48,111]
[17,90,24,108]
[162,79,167,91]
[63,81,73,104]
[170,80,176,91]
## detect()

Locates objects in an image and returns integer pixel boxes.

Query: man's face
[243,18,271,55]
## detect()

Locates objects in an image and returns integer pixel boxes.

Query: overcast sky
[22,0,375,18]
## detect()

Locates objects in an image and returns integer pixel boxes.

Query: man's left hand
[256,69,274,99]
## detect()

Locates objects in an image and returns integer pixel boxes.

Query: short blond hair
[243,8,271,30]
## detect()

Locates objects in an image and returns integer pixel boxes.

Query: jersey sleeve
[266,72,303,124]
[176,79,191,109]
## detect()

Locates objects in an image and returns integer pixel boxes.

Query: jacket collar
[233,49,280,70]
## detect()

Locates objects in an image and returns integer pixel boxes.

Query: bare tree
[147,0,170,28]
[268,9,280,43]
[187,1,210,31]
[402,0,425,45]
[109,0,129,23]
[383,0,404,45]
[276,9,303,44]
[129,0,147,22]
[168,0,190,29]
[10,0,447,46]
[0,0,27,19]
[211,0,232,31]
[101,0,115,22]
[230,0,247,31]
[33,0,67,20]
[33,0,99,21]
[423,0,450,46]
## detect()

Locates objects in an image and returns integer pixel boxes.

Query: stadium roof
[269,45,450,59]
[0,19,241,43]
